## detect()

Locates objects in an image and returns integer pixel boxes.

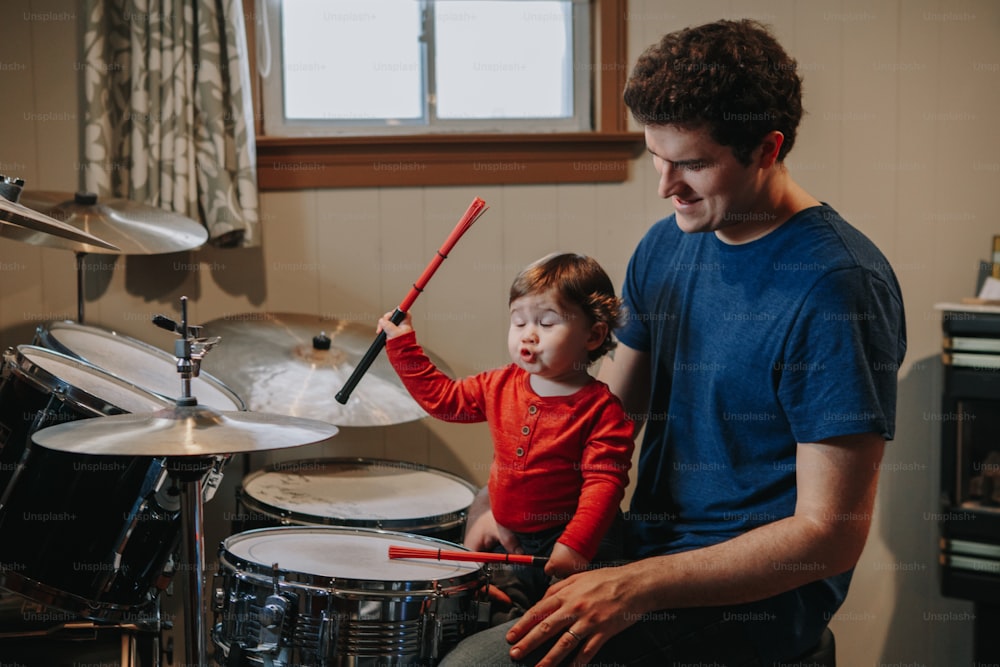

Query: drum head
[222,526,480,587]
[11,345,169,416]
[240,458,477,530]
[36,321,245,411]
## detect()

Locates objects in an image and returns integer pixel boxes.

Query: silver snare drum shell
[212,526,487,666]
[235,458,478,542]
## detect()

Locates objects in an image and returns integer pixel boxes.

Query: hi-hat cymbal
[0,195,119,252]
[200,313,450,428]
[31,402,338,457]
[19,191,208,255]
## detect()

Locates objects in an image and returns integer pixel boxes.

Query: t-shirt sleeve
[616,236,655,353]
[778,266,905,443]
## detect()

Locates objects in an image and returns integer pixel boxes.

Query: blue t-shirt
[617,204,906,659]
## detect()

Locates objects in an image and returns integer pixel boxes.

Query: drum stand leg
[172,458,214,667]
[75,251,86,324]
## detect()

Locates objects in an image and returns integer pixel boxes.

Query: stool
[774,627,835,667]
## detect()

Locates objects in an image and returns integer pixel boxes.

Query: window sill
[255,132,646,190]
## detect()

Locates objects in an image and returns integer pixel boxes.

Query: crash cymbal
[0,194,119,252]
[19,191,208,255]
[200,313,451,428]
[31,402,338,457]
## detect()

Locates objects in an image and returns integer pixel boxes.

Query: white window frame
[259,0,592,137]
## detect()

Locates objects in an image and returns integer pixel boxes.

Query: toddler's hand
[377,311,414,339]
[545,542,590,579]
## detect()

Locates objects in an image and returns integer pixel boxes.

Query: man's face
[645,124,772,243]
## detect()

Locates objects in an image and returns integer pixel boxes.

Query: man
[442,18,905,666]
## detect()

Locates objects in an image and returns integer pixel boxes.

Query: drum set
[0,178,489,666]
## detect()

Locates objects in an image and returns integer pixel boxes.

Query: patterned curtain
[82,0,259,248]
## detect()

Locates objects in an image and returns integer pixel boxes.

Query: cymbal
[0,195,119,252]
[200,313,450,428]
[19,191,208,255]
[31,402,338,457]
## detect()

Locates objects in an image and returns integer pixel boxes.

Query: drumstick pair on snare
[388,544,548,567]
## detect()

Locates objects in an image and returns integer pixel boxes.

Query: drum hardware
[31,297,340,667]
[0,175,119,253]
[259,564,292,654]
[18,190,208,323]
[151,310,221,404]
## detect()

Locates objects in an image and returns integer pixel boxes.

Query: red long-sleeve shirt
[386,331,634,560]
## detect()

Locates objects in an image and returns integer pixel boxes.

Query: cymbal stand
[161,296,215,667]
[75,252,87,323]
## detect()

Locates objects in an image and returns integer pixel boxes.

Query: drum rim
[237,457,478,532]
[218,525,483,593]
[5,345,172,417]
[35,320,247,411]
[0,567,161,624]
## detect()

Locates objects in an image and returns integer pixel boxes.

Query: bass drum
[234,458,478,542]
[35,319,246,411]
[212,526,487,666]
[0,346,179,621]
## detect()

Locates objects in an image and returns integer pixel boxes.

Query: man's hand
[507,563,644,667]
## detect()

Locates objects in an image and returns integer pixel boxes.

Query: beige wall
[2,0,998,664]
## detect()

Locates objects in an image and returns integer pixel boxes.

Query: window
[243,0,644,190]
[263,0,590,136]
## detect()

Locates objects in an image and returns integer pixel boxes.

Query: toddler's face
[508,289,600,380]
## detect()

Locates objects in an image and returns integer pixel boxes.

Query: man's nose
[657,162,683,199]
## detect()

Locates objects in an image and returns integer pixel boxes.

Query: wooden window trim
[246,0,644,190]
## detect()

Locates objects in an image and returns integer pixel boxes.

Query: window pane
[281,0,423,120]
[435,1,573,120]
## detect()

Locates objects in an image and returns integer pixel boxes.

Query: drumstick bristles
[460,197,489,233]
[387,545,547,567]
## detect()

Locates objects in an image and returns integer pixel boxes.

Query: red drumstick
[387,545,548,567]
[336,197,488,405]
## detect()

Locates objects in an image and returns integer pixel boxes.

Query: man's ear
[757,130,785,169]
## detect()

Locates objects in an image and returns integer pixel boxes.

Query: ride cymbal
[200,313,450,428]
[31,402,338,457]
[19,191,208,255]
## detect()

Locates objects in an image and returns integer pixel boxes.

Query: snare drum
[235,458,478,541]
[212,526,487,666]
[0,345,181,621]
[35,320,246,411]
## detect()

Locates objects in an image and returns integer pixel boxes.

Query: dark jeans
[438,607,763,666]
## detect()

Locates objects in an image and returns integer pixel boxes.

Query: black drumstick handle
[335,308,406,404]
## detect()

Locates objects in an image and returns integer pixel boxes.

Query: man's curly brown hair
[623,19,803,166]
[509,253,623,363]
